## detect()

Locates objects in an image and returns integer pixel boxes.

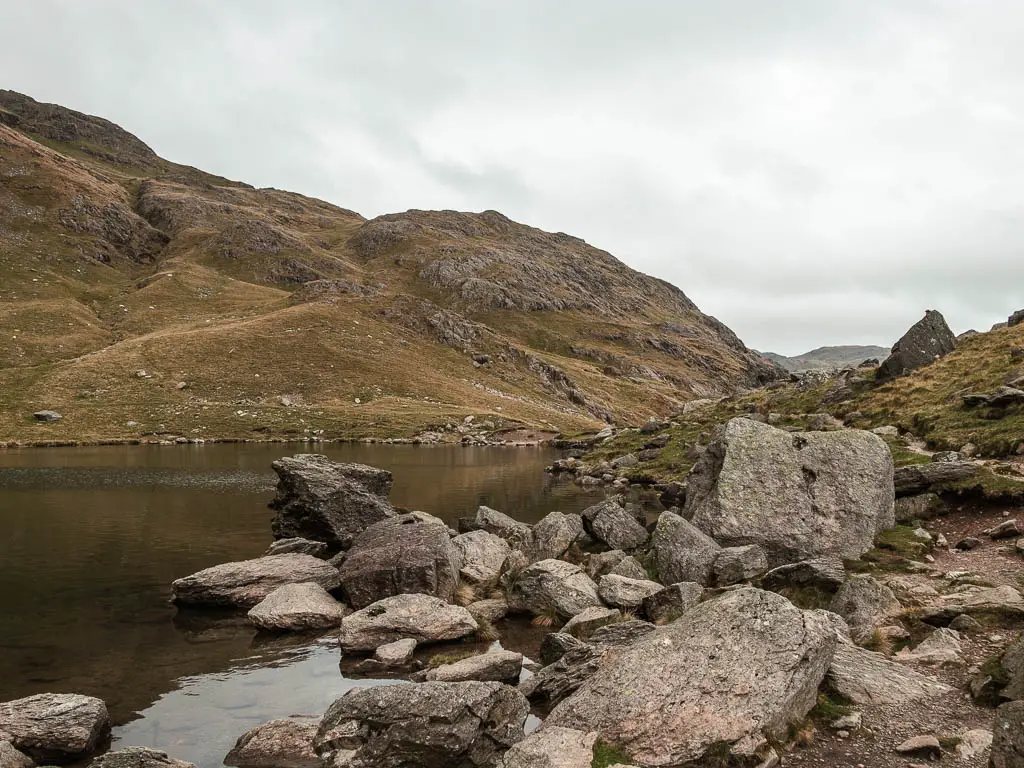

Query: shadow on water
[0,443,604,767]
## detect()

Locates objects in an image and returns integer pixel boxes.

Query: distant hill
[761,345,890,372]
[0,90,782,444]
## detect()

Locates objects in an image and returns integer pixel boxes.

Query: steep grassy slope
[0,91,779,445]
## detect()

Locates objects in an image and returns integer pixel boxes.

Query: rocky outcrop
[825,643,951,705]
[893,461,979,496]
[508,559,601,621]
[499,726,597,768]
[876,310,957,381]
[545,588,836,766]
[269,455,395,549]
[247,583,347,632]
[683,418,894,566]
[580,499,648,551]
[337,594,478,652]
[171,554,341,608]
[452,531,511,590]
[88,748,194,768]
[338,514,460,609]
[312,681,528,768]
[425,650,523,684]
[0,693,110,763]
[225,717,320,768]
[650,511,721,586]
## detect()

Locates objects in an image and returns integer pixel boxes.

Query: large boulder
[88,748,194,768]
[545,588,836,766]
[337,594,477,652]
[828,575,902,643]
[0,741,33,768]
[474,506,533,551]
[580,499,648,551]
[499,726,597,768]
[650,511,720,586]
[452,531,511,590]
[0,693,110,763]
[171,554,341,608]
[312,681,528,768]
[225,717,319,768]
[825,642,951,705]
[338,514,460,609]
[247,583,347,632]
[683,418,894,566]
[992,701,1024,768]
[528,511,584,562]
[269,455,395,549]
[876,310,956,381]
[508,559,601,622]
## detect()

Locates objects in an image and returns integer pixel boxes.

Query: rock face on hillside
[269,456,396,550]
[545,588,836,766]
[683,418,894,565]
[877,310,956,381]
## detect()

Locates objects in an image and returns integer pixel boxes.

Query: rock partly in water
[89,748,194,768]
[650,511,721,586]
[338,514,460,609]
[425,650,523,683]
[498,726,597,768]
[312,681,528,768]
[373,638,417,667]
[545,588,836,766]
[337,594,478,652]
[876,310,956,381]
[247,583,347,632]
[508,559,601,622]
[0,693,111,763]
[171,554,342,608]
[269,455,395,549]
[224,717,320,768]
[683,418,894,566]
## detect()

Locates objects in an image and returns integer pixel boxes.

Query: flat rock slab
[313,681,528,768]
[247,583,347,632]
[224,717,320,768]
[825,643,952,705]
[0,693,111,762]
[425,650,523,683]
[338,593,478,652]
[545,588,836,766]
[172,554,342,608]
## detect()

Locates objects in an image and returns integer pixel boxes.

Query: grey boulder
[650,511,720,586]
[825,642,951,705]
[683,418,894,566]
[597,575,663,611]
[269,455,395,549]
[452,531,511,590]
[0,693,111,762]
[761,558,846,593]
[264,538,330,558]
[712,544,769,586]
[562,607,621,640]
[499,726,597,768]
[338,514,460,609]
[425,650,523,683]
[475,506,533,552]
[893,462,979,496]
[88,748,194,768]
[641,582,704,625]
[876,309,956,381]
[580,499,648,551]
[545,588,836,767]
[247,583,347,632]
[508,559,601,622]
[528,511,584,562]
[225,717,320,768]
[992,701,1024,768]
[0,742,32,768]
[171,554,342,608]
[313,681,528,768]
[828,575,902,643]
[338,594,478,652]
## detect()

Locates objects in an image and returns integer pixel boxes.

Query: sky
[3,1,1024,355]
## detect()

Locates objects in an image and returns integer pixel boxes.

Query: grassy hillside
[0,91,780,445]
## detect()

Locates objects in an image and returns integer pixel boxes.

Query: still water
[0,443,601,766]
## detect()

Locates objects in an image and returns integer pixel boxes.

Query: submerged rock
[545,588,836,766]
[313,681,528,768]
[683,418,894,566]
[337,594,477,652]
[0,693,111,762]
[224,717,320,768]
[338,514,460,609]
[269,455,395,549]
[171,554,342,608]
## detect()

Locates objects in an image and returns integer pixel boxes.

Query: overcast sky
[4,1,1023,354]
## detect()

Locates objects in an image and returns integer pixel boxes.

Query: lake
[0,443,604,767]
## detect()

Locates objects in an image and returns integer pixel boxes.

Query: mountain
[0,90,780,444]
[762,345,890,372]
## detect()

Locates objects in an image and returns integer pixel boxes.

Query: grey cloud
[3,0,1024,354]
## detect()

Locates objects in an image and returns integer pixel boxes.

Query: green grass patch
[592,740,631,768]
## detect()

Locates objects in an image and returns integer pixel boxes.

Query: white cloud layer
[4,0,1024,354]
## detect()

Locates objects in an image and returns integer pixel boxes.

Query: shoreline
[0,434,566,451]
